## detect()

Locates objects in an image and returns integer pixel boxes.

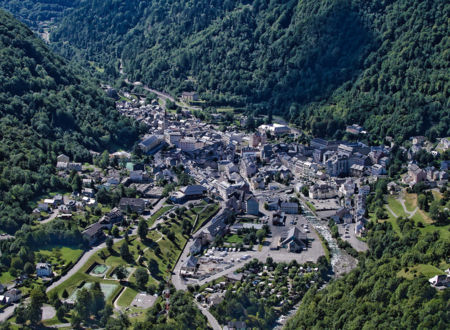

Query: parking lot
[338,223,368,252]
[130,292,157,309]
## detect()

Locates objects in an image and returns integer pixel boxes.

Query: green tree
[135,267,149,289]
[138,219,148,240]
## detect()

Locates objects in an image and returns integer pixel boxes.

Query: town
[0,87,448,329]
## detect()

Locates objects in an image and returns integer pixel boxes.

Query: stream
[274,202,359,329]
[300,201,358,277]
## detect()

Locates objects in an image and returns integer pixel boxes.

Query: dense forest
[48,0,450,142]
[0,9,141,233]
[286,219,450,329]
[0,0,77,29]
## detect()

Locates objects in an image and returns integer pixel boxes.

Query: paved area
[130,292,157,309]
[42,304,56,320]
[195,301,221,330]
[338,223,368,252]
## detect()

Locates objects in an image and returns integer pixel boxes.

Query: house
[36,263,52,277]
[279,227,308,252]
[181,91,199,102]
[245,195,259,216]
[67,162,82,171]
[119,198,145,214]
[201,209,232,242]
[429,275,450,287]
[309,184,337,199]
[346,124,363,135]
[280,202,298,214]
[82,188,95,198]
[138,135,161,153]
[57,154,70,163]
[223,321,247,330]
[82,222,106,246]
[272,211,285,226]
[407,164,426,185]
[171,185,207,203]
[180,256,198,275]
[4,289,21,304]
[189,237,203,255]
[99,208,123,229]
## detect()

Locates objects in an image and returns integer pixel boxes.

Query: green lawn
[387,196,405,217]
[398,264,445,280]
[116,287,138,307]
[0,271,15,284]
[224,234,244,244]
[36,245,83,268]
[148,205,173,226]
[193,203,220,232]
[305,201,316,212]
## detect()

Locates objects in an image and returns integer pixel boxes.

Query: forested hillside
[0,9,140,233]
[0,0,77,29]
[51,0,449,142]
[286,219,450,329]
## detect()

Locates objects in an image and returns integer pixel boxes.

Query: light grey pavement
[0,305,15,322]
[338,224,368,252]
[195,301,221,330]
[40,209,59,224]
[42,304,56,320]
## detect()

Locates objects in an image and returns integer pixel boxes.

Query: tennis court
[90,263,109,276]
[67,282,118,303]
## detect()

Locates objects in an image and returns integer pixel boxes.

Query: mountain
[0,0,78,29]
[0,9,140,233]
[50,0,449,142]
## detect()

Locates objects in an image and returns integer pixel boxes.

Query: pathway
[195,301,221,330]
[40,210,59,224]
[386,205,398,218]
[398,193,418,218]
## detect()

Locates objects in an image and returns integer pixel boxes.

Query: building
[272,211,285,226]
[201,209,232,242]
[326,154,349,177]
[258,123,290,136]
[189,237,203,255]
[280,202,299,214]
[346,124,363,135]
[82,222,105,246]
[171,185,207,203]
[309,184,337,199]
[57,154,70,163]
[245,195,259,216]
[119,198,145,214]
[36,263,52,277]
[99,207,123,229]
[407,164,426,185]
[3,289,21,304]
[240,157,257,178]
[428,275,450,287]
[181,91,199,102]
[180,256,198,276]
[138,135,161,153]
[279,227,308,252]
[179,138,204,152]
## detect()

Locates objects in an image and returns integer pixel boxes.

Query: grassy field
[0,271,15,284]
[193,203,220,232]
[305,201,316,212]
[116,287,138,307]
[36,245,83,269]
[404,193,417,212]
[224,234,244,244]
[398,264,445,280]
[148,205,173,226]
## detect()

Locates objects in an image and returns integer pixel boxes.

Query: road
[195,301,221,330]
[40,209,59,224]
